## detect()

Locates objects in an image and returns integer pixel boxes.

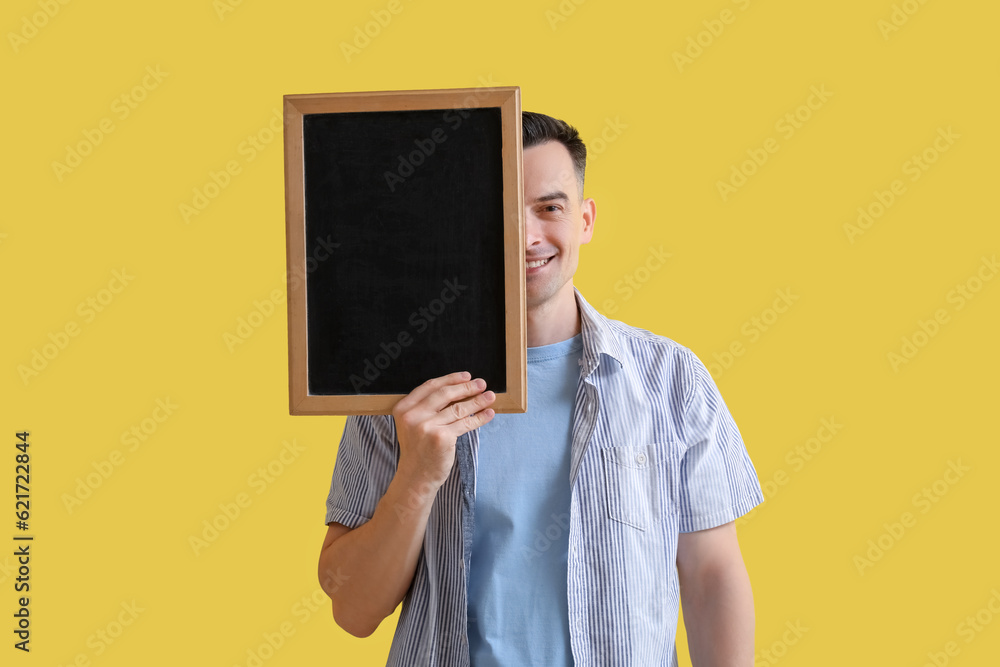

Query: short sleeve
[325,414,400,528]
[676,348,764,533]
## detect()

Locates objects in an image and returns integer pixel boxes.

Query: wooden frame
[284,86,526,416]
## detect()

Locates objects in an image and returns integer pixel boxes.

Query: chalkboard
[284,87,526,415]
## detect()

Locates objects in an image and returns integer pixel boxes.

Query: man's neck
[526,284,581,347]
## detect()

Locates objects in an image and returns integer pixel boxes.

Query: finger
[394,371,471,415]
[440,390,496,426]
[444,406,496,440]
[423,378,490,420]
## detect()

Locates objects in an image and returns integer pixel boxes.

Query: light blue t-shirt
[467,333,582,666]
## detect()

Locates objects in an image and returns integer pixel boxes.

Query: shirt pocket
[601,443,671,531]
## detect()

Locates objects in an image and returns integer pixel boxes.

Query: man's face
[522,141,596,310]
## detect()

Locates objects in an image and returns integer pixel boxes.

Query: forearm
[680,557,755,666]
[319,467,439,637]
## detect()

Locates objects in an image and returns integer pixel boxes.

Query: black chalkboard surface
[284,88,526,415]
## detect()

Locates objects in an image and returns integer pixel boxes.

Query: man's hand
[392,370,496,491]
[318,371,496,638]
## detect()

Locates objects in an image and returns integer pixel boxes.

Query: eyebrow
[532,191,570,204]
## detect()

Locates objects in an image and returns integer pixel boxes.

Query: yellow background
[3,0,998,664]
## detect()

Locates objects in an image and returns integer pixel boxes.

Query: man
[318,111,765,666]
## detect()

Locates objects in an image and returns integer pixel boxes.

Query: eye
[542,204,561,213]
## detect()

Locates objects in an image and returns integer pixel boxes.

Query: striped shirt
[325,287,765,666]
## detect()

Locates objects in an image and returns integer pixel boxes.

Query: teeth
[526,258,549,269]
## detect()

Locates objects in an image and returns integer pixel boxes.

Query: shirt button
[636,453,646,464]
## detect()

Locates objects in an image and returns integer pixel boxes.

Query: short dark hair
[522,111,587,197]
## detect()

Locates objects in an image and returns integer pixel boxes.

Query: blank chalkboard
[284,88,526,415]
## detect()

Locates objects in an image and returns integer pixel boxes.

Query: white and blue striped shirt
[325,288,765,666]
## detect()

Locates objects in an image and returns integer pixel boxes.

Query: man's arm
[318,464,442,638]
[676,521,755,666]
[318,372,496,638]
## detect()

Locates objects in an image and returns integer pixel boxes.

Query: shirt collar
[574,287,626,376]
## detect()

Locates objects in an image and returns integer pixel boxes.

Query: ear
[580,197,596,245]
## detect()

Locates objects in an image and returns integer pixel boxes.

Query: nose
[524,209,542,249]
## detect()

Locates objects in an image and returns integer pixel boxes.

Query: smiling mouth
[526,256,552,269]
